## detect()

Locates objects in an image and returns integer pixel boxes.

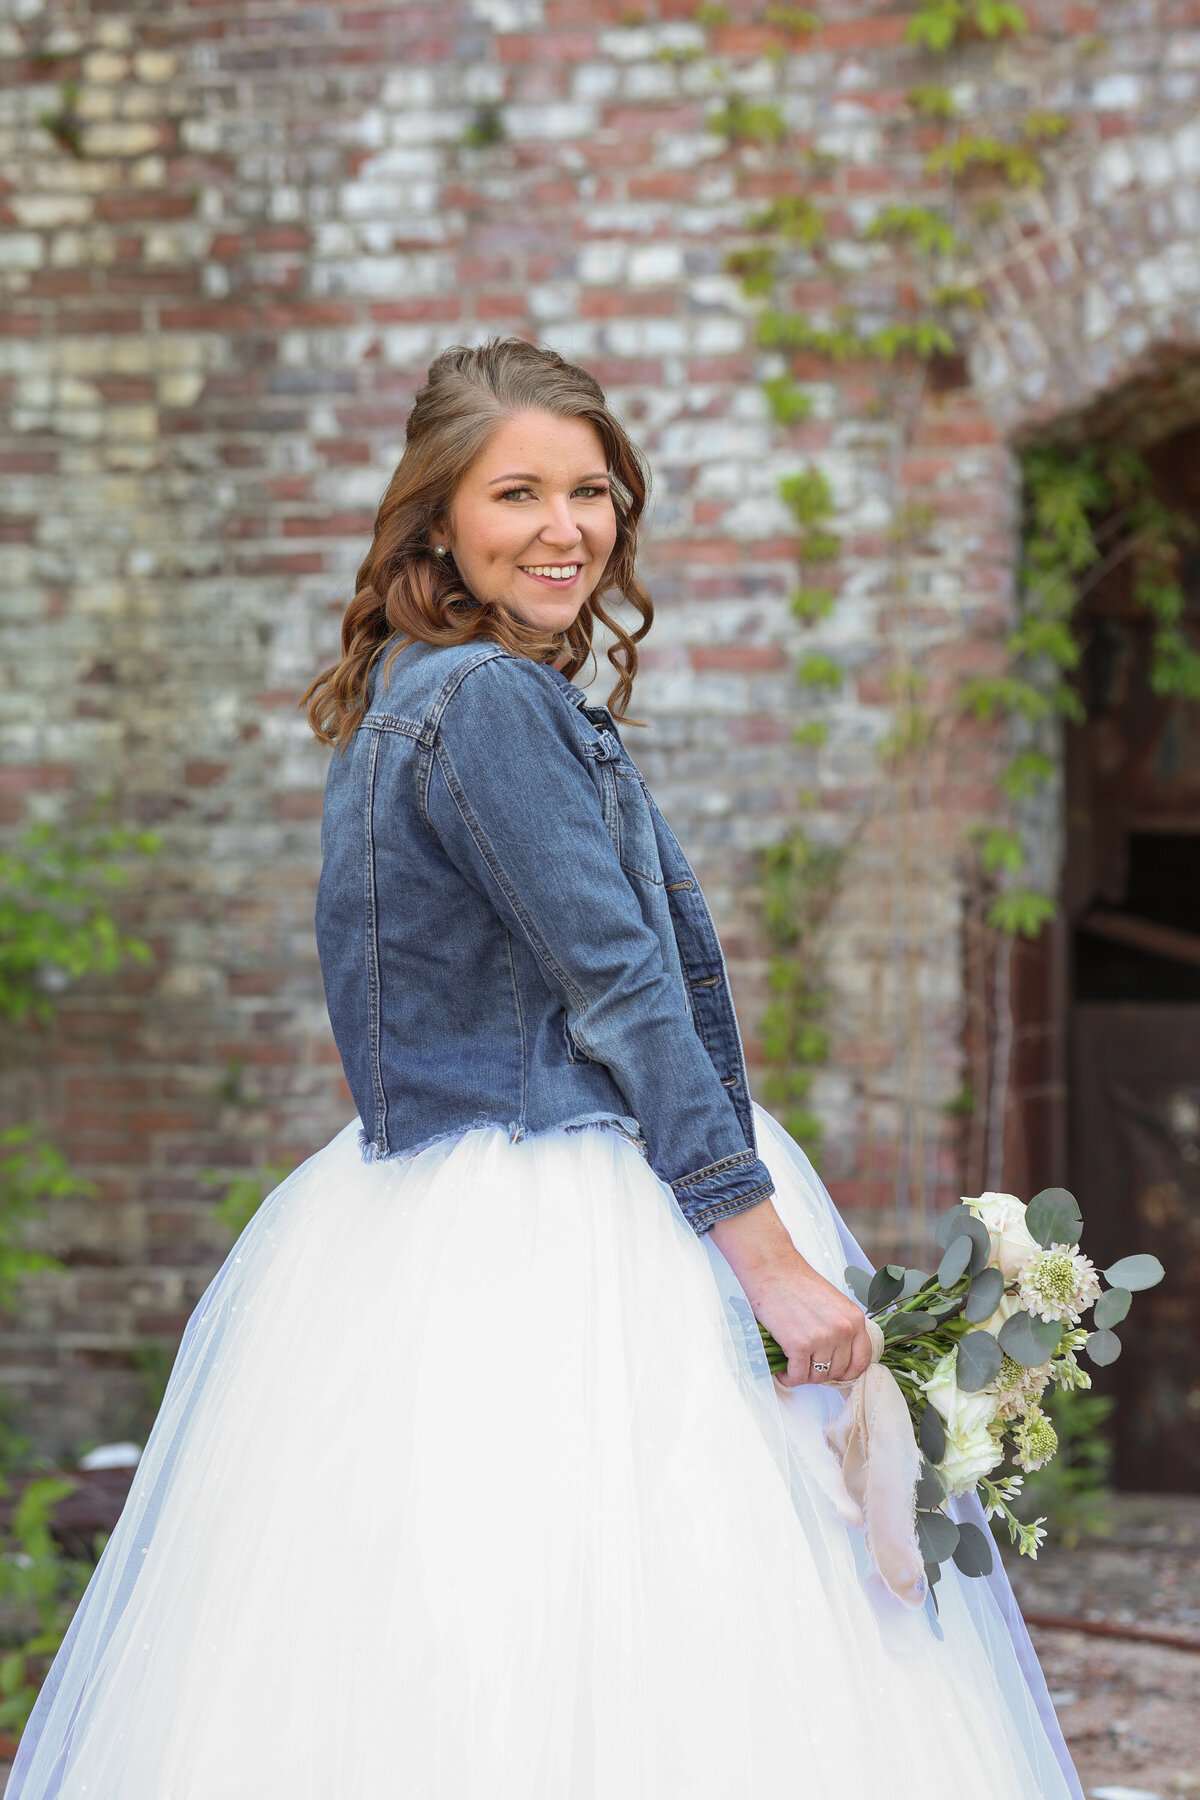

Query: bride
[10,336,1083,1798]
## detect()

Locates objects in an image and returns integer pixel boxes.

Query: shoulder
[432,649,591,753]
[369,638,582,735]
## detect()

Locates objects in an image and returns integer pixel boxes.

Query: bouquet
[758,1184,1163,1607]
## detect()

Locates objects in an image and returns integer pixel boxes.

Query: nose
[539,497,583,551]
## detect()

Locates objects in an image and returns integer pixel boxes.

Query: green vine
[687,0,1200,1184]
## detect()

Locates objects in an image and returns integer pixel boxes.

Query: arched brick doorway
[995,405,1200,1493]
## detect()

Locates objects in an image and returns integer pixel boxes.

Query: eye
[574,484,610,499]
[498,486,534,501]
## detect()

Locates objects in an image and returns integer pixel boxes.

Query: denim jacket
[315,639,775,1235]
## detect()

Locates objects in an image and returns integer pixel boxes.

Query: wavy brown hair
[304,337,654,747]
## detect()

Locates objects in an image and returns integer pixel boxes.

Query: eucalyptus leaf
[951,1521,994,1578]
[927,1295,964,1319]
[867,1264,906,1313]
[964,1266,1006,1323]
[1026,1186,1082,1250]
[997,1309,1061,1368]
[937,1234,973,1289]
[915,1458,946,1509]
[955,1329,1004,1391]
[1093,1285,1131,1328]
[924,1557,942,1587]
[844,1266,872,1307]
[1086,1327,1122,1366]
[916,1509,960,1564]
[898,1268,931,1301]
[962,1213,993,1275]
[918,1404,946,1463]
[1102,1253,1165,1292]
[881,1309,938,1345]
[934,1205,973,1250]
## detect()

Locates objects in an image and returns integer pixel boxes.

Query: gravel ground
[3,1494,1196,1796]
[1007,1493,1200,1799]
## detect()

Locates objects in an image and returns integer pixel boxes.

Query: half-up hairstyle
[304,337,654,747]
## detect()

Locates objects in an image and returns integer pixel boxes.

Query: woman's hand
[709,1199,873,1387]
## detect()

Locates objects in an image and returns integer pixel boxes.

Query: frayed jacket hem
[356,1111,648,1168]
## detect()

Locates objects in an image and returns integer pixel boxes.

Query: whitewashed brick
[628,243,684,286]
[0,231,43,268]
[501,103,596,140]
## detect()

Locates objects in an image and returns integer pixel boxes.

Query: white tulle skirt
[11,1105,1082,1800]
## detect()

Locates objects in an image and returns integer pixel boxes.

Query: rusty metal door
[1070,1005,1200,1492]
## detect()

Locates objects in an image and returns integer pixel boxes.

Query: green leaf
[998,750,1055,801]
[934,1204,973,1250]
[1102,1253,1165,1292]
[778,467,834,525]
[964,1265,1006,1323]
[937,1234,974,1289]
[762,375,814,426]
[882,1308,938,1344]
[977,826,1024,876]
[845,1266,872,1307]
[952,1520,995,1577]
[955,1330,1004,1391]
[997,1309,1062,1367]
[797,652,843,690]
[867,1264,907,1312]
[987,888,1057,939]
[916,1508,960,1563]
[1086,1327,1122,1366]
[1093,1286,1131,1328]
[1026,1186,1082,1249]
[919,1404,946,1463]
[916,1457,946,1508]
[789,586,834,623]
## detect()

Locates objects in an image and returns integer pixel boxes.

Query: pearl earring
[433,544,448,558]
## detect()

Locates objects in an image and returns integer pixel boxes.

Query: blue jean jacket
[316,639,775,1234]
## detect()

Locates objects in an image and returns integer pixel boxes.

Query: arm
[423,656,772,1235]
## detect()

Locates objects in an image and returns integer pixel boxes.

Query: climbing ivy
[691,0,1199,1162]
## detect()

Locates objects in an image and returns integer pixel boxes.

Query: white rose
[921,1348,1001,1436]
[963,1191,1040,1282]
[921,1348,1006,1498]
[938,1418,1006,1497]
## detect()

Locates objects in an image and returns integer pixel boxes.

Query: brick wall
[2,0,1199,1453]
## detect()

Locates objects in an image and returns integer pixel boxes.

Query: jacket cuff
[670,1150,775,1236]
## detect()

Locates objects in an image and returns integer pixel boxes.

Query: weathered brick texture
[1,0,1198,1451]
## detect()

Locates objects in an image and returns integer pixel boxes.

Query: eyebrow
[487,470,610,485]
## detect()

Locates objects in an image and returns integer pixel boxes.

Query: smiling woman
[431,411,619,639]
[303,337,654,747]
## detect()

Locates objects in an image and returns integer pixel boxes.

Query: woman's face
[440,411,619,634]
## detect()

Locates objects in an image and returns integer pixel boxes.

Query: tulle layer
[11,1107,1081,1799]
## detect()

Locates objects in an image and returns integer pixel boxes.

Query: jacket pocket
[611,762,664,887]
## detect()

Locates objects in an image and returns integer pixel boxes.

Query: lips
[519,563,582,585]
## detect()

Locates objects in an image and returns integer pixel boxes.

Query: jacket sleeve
[422,656,774,1235]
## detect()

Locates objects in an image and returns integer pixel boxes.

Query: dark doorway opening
[1059,423,1200,1493]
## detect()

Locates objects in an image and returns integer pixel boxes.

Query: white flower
[939,1418,1006,1497]
[1012,1404,1059,1473]
[994,1353,1052,1422]
[963,1191,1040,1281]
[921,1348,1005,1497]
[1018,1243,1101,1325]
[1050,1329,1092,1392]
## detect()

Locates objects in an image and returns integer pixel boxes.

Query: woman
[10,338,1083,1798]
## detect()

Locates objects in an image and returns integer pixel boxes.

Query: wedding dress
[9,1103,1082,1798]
